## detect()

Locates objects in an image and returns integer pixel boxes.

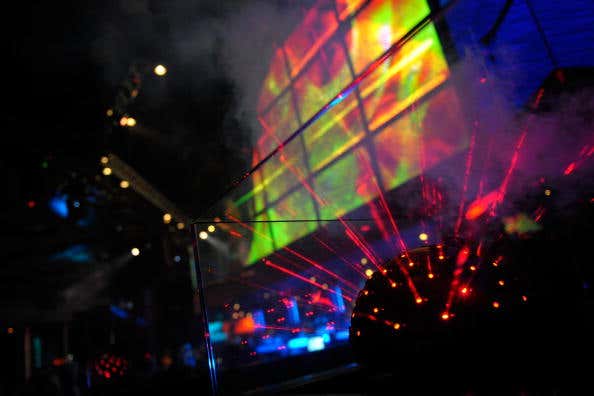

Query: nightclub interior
[3,0,594,395]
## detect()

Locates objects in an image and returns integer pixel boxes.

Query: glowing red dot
[104,372,111,379]
[27,200,36,208]
[564,162,576,176]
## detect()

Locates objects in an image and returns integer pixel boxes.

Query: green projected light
[233,0,467,265]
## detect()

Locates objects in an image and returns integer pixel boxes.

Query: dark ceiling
[2,0,307,324]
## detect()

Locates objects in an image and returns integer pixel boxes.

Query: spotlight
[106,109,114,117]
[100,156,109,164]
[126,117,137,127]
[163,213,172,224]
[102,167,112,176]
[119,117,128,127]
[418,232,428,241]
[120,180,130,189]
[176,222,185,230]
[131,248,140,256]
[207,225,215,233]
[154,64,167,76]
[364,269,373,278]
[199,231,208,240]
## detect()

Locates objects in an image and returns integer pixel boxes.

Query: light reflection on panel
[359,24,449,131]
[283,0,339,78]
[303,90,365,173]
[294,37,353,123]
[246,212,276,265]
[314,147,375,219]
[259,135,308,204]
[335,0,367,20]
[373,86,468,192]
[244,0,456,266]
[267,188,318,250]
[232,150,267,212]
[258,91,299,152]
[345,0,431,74]
[258,47,290,113]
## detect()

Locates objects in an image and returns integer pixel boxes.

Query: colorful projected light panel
[234,0,467,265]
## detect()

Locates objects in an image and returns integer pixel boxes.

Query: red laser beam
[369,201,393,253]
[455,123,477,235]
[282,245,360,292]
[313,235,366,277]
[465,189,500,221]
[225,213,358,294]
[372,176,408,254]
[444,245,471,313]
[264,259,352,301]
[342,224,382,271]
[496,126,529,211]
[366,173,422,302]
